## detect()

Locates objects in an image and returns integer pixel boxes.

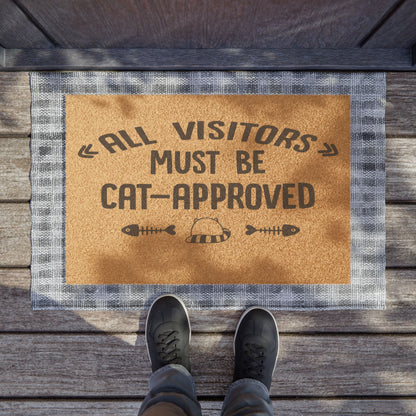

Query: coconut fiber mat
[30,72,385,310]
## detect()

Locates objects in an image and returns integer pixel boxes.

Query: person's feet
[233,307,279,390]
[145,294,191,373]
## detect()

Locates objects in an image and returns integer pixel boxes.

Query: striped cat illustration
[185,217,231,244]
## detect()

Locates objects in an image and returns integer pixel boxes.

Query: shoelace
[156,330,182,366]
[243,342,265,378]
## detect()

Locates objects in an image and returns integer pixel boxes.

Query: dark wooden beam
[0,0,53,48]
[1,48,415,71]
[12,0,396,49]
[358,0,407,47]
[363,0,416,48]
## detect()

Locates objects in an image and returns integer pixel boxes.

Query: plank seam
[0,395,415,400]
[0,134,31,138]
[0,264,30,268]
[358,0,407,47]
[0,199,30,203]
[386,201,416,205]
[0,266,30,270]
[11,0,58,47]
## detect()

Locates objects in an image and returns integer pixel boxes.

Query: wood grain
[0,138,30,201]
[386,138,416,201]
[0,73,30,137]
[1,72,416,137]
[386,72,416,137]
[15,0,394,48]
[0,268,415,333]
[0,69,414,410]
[1,137,415,202]
[4,47,413,70]
[0,0,52,48]
[1,203,413,267]
[364,0,416,48]
[0,333,414,396]
[1,399,415,416]
[386,205,416,267]
[0,203,30,267]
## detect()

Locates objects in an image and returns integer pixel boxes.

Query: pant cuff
[149,364,196,396]
[226,377,270,396]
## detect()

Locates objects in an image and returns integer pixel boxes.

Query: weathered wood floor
[0,72,415,415]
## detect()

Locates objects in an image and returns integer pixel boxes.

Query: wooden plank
[3,47,413,70]
[0,138,30,201]
[0,204,30,267]
[0,73,30,137]
[386,72,416,137]
[1,203,414,267]
[1,399,416,416]
[386,138,416,201]
[386,205,416,267]
[1,268,415,333]
[2,137,415,203]
[0,0,53,48]
[0,333,414,396]
[364,0,416,48]
[16,0,394,48]
[0,73,415,138]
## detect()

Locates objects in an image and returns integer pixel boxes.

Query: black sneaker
[233,307,279,390]
[145,294,191,373]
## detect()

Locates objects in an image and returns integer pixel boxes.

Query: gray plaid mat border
[30,71,386,310]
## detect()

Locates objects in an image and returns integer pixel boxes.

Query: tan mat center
[65,95,350,285]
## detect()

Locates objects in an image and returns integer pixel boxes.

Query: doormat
[66,94,350,285]
[30,72,386,310]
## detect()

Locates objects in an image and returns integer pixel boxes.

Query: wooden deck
[0,72,415,415]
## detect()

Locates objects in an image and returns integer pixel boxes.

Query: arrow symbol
[318,143,338,157]
[78,144,99,159]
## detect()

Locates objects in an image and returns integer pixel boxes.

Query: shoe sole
[233,306,279,375]
[145,294,192,365]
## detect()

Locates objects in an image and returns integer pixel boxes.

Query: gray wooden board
[0,333,414,397]
[0,0,52,48]
[3,47,413,70]
[386,205,416,267]
[1,399,416,416]
[386,72,416,137]
[0,204,30,266]
[0,70,414,412]
[0,72,30,137]
[1,137,415,202]
[15,0,395,49]
[386,138,416,201]
[0,138,30,201]
[1,203,414,267]
[0,268,415,333]
[1,72,416,137]
[364,0,416,48]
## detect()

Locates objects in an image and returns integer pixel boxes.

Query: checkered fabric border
[30,71,386,310]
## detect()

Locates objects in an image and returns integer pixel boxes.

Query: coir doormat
[30,72,386,310]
